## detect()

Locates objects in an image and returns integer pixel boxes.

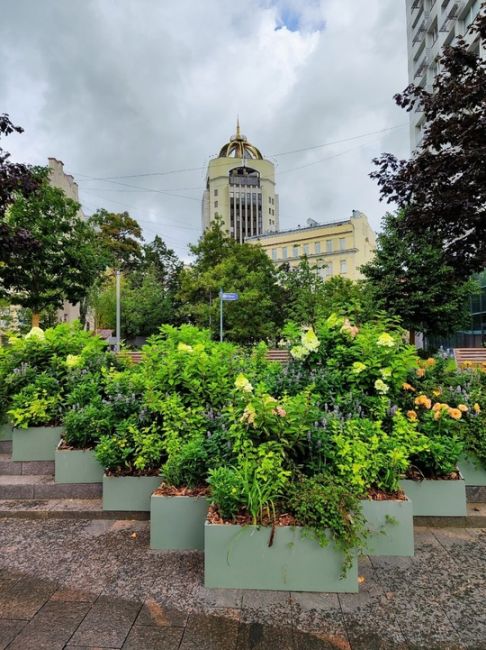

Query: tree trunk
[409,329,416,346]
[32,312,41,328]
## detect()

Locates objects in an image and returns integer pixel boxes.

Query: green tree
[91,209,144,272]
[142,235,183,293]
[1,168,105,327]
[361,211,478,343]
[92,269,174,339]
[279,258,377,326]
[179,221,283,344]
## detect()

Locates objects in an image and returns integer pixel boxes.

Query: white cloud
[0,0,409,259]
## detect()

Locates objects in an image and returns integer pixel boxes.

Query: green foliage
[327,412,427,494]
[90,209,143,272]
[207,466,242,519]
[1,169,106,316]
[279,259,377,326]
[162,435,209,489]
[142,325,247,410]
[361,211,478,339]
[288,475,368,576]
[397,357,485,474]
[277,315,417,418]
[95,418,164,474]
[92,269,175,338]
[0,323,108,423]
[178,220,284,344]
[63,399,113,449]
[7,374,61,428]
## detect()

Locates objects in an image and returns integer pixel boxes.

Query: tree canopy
[371,10,486,279]
[178,220,284,343]
[361,211,477,342]
[1,168,105,324]
[0,114,40,263]
[90,209,144,272]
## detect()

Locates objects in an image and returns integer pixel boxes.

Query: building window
[325,262,333,277]
[292,245,299,258]
[214,188,218,196]
[339,238,346,251]
[315,242,321,254]
[303,244,309,256]
[269,197,272,204]
[269,208,272,215]
[214,200,218,208]
[214,212,218,218]
[282,247,288,260]
[326,240,333,253]
[340,259,347,273]
[271,249,277,261]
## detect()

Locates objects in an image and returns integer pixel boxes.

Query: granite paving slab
[0,520,485,648]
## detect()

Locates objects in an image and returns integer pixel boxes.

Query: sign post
[219,289,239,342]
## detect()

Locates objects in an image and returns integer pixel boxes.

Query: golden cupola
[217,119,263,160]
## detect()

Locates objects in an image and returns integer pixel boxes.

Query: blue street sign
[221,292,239,301]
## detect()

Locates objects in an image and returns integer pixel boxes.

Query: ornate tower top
[217,119,263,160]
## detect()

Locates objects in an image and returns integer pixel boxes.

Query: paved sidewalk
[0,519,485,649]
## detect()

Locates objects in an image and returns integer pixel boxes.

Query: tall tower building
[202,121,279,243]
[405,0,483,149]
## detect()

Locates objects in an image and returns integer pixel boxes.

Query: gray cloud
[0,0,409,259]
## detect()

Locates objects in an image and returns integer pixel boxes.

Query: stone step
[466,485,486,502]
[0,453,54,476]
[0,475,102,499]
[0,498,483,526]
[0,498,149,520]
[414,502,486,528]
[0,440,12,454]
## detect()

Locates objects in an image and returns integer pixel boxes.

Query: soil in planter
[105,468,161,477]
[153,483,209,497]
[58,439,95,452]
[366,487,407,501]
[207,503,297,527]
[405,467,461,481]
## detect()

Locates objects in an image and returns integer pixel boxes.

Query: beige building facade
[48,158,91,325]
[247,211,376,281]
[202,122,278,243]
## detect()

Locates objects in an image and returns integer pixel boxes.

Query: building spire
[236,115,241,139]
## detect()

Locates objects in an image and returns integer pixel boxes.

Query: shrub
[288,475,368,576]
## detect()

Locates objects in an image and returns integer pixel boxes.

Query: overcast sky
[0,0,410,260]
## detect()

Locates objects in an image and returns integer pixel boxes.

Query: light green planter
[150,494,208,551]
[102,474,161,511]
[204,523,358,593]
[457,454,486,487]
[399,477,467,516]
[361,497,414,557]
[0,422,13,441]
[55,448,104,484]
[12,426,63,461]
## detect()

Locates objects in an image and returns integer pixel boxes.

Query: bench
[454,348,486,368]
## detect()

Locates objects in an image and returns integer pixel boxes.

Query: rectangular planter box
[399,476,467,516]
[457,454,486,487]
[12,426,63,461]
[102,474,162,511]
[204,523,358,593]
[361,497,414,557]
[0,423,13,441]
[55,448,104,484]
[150,494,208,551]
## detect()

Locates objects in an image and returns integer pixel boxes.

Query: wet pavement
[0,519,485,649]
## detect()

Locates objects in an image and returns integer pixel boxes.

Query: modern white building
[202,121,279,243]
[405,0,484,148]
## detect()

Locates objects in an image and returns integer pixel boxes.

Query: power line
[73,123,407,181]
